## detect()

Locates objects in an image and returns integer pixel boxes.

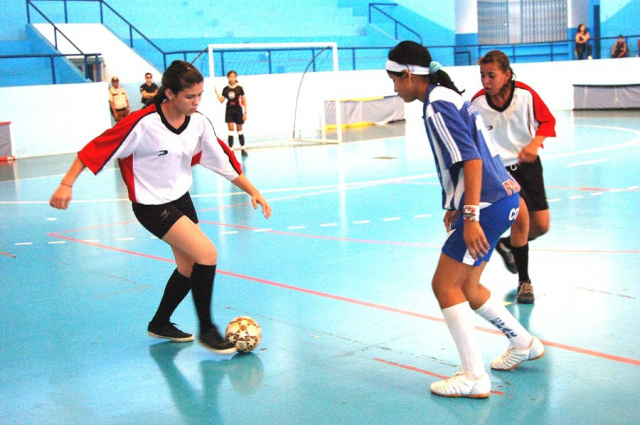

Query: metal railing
[26,0,168,69]
[0,53,102,84]
[9,0,639,86]
[368,3,422,45]
[25,0,84,54]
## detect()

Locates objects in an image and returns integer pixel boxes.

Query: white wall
[0,82,112,158]
[2,57,638,158]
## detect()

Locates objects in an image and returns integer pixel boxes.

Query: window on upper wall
[477,0,568,44]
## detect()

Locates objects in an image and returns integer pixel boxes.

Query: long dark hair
[387,40,463,95]
[153,60,204,105]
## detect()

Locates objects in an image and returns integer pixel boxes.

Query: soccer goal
[206,42,342,148]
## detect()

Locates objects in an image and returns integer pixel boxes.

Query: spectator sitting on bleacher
[611,35,628,58]
[575,24,593,60]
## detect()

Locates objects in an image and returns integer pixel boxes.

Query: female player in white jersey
[386,41,544,398]
[49,60,271,355]
[472,50,556,304]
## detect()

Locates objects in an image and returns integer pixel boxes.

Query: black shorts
[505,157,548,212]
[131,192,199,239]
[225,108,244,125]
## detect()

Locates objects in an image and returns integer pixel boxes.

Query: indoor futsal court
[1,109,639,424]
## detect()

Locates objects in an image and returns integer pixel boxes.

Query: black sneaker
[148,322,194,342]
[517,280,535,304]
[495,240,517,274]
[241,149,248,157]
[200,327,237,355]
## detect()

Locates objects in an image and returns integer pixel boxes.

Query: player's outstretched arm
[49,156,86,210]
[214,87,224,103]
[231,174,271,219]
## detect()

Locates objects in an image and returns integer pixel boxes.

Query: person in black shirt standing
[140,72,159,107]
[215,70,248,156]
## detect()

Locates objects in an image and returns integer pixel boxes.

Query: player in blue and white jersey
[387,41,544,398]
[50,60,271,355]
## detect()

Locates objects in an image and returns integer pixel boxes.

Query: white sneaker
[491,336,545,371]
[430,371,491,398]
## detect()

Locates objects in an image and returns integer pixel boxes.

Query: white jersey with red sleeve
[471,81,556,166]
[78,104,242,205]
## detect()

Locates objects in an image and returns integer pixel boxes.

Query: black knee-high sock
[228,135,234,148]
[511,244,530,282]
[150,269,191,325]
[238,134,245,147]
[190,263,217,334]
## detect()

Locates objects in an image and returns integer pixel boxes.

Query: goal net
[205,42,342,149]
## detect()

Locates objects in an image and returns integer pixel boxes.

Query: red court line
[1,250,16,258]
[47,233,640,367]
[48,233,175,263]
[547,185,640,192]
[374,358,505,397]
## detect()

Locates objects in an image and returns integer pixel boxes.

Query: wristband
[463,205,480,221]
[60,182,73,188]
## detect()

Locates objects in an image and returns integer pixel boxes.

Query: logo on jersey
[228,91,236,100]
[502,178,521,196]
[158,150,168,156]
[159,209,170,221]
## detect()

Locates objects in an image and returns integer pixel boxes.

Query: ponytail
[388,40,464,95]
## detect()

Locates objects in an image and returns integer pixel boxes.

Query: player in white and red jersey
[50,60,271,355]
[472,50,556,304]
[387,41,544,399]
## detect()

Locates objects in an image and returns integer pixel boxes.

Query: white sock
[442,302,486,380]
[474,295,533,348]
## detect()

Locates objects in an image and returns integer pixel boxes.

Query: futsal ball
[225,316,262,352]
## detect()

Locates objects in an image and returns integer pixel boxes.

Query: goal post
[206,42,342,148]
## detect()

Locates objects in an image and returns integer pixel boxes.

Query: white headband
[386,60,430,75]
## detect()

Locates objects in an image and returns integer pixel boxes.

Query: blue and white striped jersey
[422,84,519,211]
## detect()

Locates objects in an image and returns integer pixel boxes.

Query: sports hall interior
[1,1,639,424]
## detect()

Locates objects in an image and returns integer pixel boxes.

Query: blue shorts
[442,194,520,266]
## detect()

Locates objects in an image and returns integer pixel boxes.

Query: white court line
[15,242,33,246]
[352,220,370,224]
[115,237,135,241]
[287,225,306,230]
[220,231,238,235]
[320,223,338,227]
[253,228,272,232]
[547,198,563,203]
[590,192,605,197]
[566,158,610,167]
[383,217,402,221]
[47,241,66,244]
[569,195,584,200]
[0,173,438,205]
